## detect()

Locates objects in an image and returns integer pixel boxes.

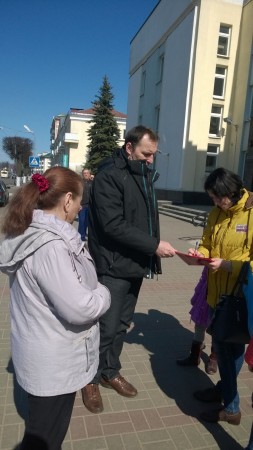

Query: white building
[127,0,253,202]
[38,152,52,173]
[50,108,127,174]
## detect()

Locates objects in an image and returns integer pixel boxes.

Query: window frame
[213,66,227,99]
[217,25,231,58]
[205,144,220,173]
[157,54,164,84]
[155,105,160,133]
[209,105,223,138]
[140,70,146,97]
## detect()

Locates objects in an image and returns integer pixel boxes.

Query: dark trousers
[209,306,245,413]
[20,392,76,450]
[213,339,245,413]
[78,206,89,241]
[92,276,143,383]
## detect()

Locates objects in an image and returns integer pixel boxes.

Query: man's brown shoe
[200,408,241,425]
[81,384,104,414]
[100,374,137,397]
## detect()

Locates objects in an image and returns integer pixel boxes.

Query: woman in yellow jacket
[190,167,253,425]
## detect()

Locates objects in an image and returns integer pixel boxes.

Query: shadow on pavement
[126,308,244,450]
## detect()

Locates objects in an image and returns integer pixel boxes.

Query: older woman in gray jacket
[0,167,110,450]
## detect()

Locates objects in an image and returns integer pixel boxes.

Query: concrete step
[158,201,208,227]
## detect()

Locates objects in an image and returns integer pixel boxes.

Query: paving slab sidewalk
[0,213,252,450]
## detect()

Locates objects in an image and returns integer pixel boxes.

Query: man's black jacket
[80,179,93,207]
[88,148,162,279]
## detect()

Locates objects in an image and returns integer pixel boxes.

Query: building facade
[234,0,253,190]
[50,108,127,174]
[37,152,52,173]
[127,0,253,203]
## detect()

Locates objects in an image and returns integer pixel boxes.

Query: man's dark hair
[204,167,243,203]
[124,126,158,149]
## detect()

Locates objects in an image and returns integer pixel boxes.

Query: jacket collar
[224,189,251,215]
[114,147,160,181]
[0,210,85,272]
[31,210,84,255]
[245,191,253,210]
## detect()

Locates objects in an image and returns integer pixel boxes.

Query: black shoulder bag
[206,262,250,344]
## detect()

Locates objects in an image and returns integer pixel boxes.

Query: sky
[0,0,158,162]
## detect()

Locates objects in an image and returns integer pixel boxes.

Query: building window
[209,106,223,137]
[217,25,231,57]
[213,66,227,98]
[140,70,146,96]
[205,144,219,173]
[157,55,164,83]
[155,106,160,133]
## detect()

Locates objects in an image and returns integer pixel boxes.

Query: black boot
[177,340,205,366]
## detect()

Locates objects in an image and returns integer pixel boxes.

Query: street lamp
[24,124,33,133]
[24,124,36,152]
[223,117,239,170]
[223,116,239,130]
[24,124,38,174]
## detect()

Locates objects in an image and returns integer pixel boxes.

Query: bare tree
[2,136,33,176]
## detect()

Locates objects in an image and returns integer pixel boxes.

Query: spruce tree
[86,76,120,173]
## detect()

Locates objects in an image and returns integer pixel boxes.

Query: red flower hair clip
[32,174,49,193]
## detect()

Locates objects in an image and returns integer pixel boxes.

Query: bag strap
[231,261,250,296]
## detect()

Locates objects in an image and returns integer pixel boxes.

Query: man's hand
[156,240,176,257]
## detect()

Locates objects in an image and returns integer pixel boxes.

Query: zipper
[85,338,90,372]
[141,165,156,278]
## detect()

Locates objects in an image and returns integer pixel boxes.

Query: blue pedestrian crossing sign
[29,156,40,168]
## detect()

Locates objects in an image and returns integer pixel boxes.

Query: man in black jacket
[82,125,176,413]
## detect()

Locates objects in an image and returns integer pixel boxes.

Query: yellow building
[50,108,127,173]
[232,0,253,190]
[127,0,253,202]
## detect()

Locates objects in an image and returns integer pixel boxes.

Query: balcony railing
[64,133,79,143]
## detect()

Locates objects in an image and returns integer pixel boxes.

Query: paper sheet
[175,251,212,266]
